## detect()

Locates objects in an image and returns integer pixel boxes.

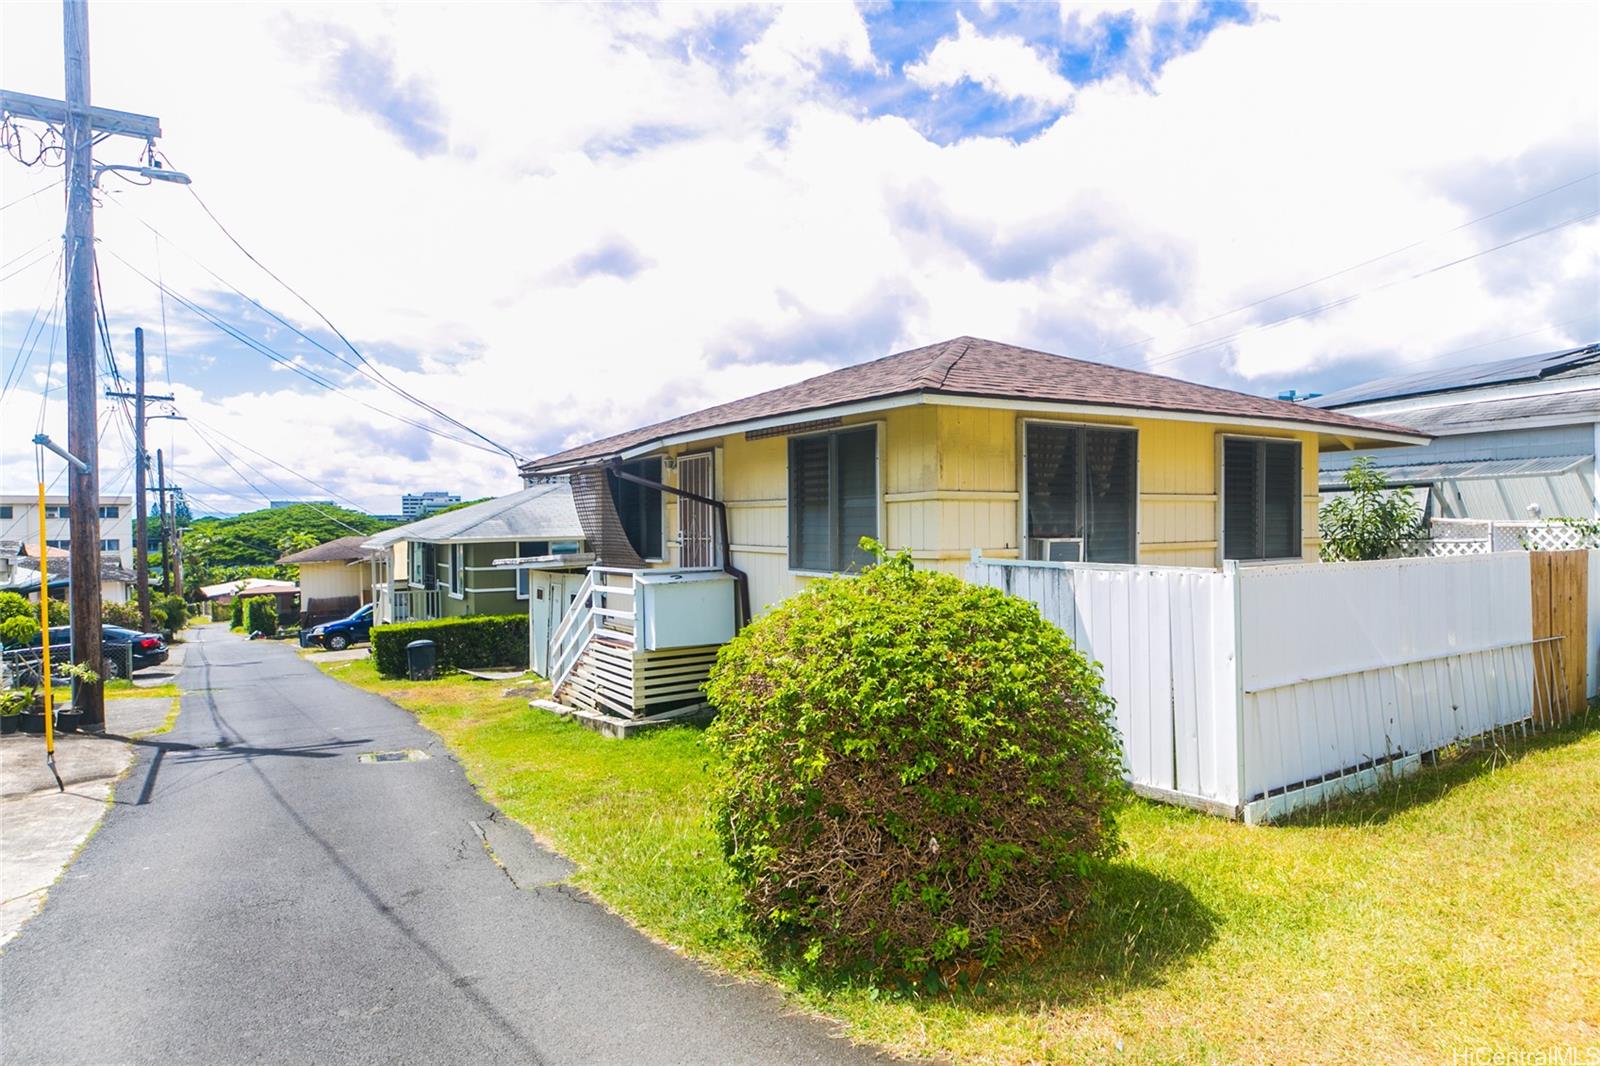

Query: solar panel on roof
[1312,343,1600,408]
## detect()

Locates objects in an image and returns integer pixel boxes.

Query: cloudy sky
[2,1,1596,515]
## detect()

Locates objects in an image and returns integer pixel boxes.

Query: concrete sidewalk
[0,697,173,946]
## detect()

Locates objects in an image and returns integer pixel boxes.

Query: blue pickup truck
[303,603,374,651]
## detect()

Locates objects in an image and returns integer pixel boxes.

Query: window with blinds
[1024,422,1137,563]
[609,458,663,560]
[788,427,878,572]
[1222,437,1302,560]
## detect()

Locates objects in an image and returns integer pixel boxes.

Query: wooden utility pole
[62,0,105,730]
[157,448,170,595]
[5,5,170,732]
[107,328,174,631]
[131,328,149,628]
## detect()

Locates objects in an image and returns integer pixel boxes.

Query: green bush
[102,600,142,628]
[371,615,528,678]
[162,594,189,630]
[0,591,31,624]
[0,614,40,648]
[1319,457,1426,561]
[704,544,1124,981]
[46,598,68,627]
[230,597,246,630]
[242,596,278,635]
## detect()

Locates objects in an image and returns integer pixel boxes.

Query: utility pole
[157,448,170,596]
[3,3,173,733]
[107,328,174,631]
[62,0,104,731]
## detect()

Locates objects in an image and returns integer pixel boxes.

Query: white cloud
[906,14,1076,106]
[1,1,1595,514]
[738,2,876,84]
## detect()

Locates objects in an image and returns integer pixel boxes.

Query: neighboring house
[0,494,135,568]
[363,482,587,639]
[519,335,1423,718]
[276,535,378,629]
[0,542,136,605]
[199,576,300,620]
[1312,343,1600,521]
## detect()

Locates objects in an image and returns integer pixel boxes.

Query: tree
[1318,457,1425,562]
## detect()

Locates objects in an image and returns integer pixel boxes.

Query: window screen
[1223,438,1302,561]
[788,427,878,572]
[1025,423,1136,563]
[610,458,663,559]
[515,541,550,597]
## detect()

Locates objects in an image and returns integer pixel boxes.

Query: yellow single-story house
[517,336,1426,719]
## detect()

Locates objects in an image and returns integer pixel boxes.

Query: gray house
[1312,343,1599,520]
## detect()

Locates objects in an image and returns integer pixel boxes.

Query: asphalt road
[1,625,888,1065]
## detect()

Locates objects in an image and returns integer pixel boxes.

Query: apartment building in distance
[0,494,136,568]
[401,491,461,519]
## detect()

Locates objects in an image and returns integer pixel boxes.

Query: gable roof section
[276,534,378,565]
[363,481,582,549]
[1312,343,1600,409]
[523,336,1424,473]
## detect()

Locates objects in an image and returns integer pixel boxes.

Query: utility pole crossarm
[0,88,160,139]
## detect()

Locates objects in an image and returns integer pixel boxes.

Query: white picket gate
[969,549,1592,822]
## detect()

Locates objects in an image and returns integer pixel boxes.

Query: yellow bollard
[37,481,58,786]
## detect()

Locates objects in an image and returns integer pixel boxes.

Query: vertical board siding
[967,556,1240,807]
[973,550,1594,817]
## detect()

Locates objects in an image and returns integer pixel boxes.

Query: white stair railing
[549,570,597,692]
[549,567,642,694]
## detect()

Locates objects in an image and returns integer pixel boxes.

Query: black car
[11,625,168,680]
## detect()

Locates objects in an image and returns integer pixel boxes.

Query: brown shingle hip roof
[523,336,1424,472]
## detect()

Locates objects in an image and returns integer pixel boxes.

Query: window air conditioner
[1028,537,1084,562]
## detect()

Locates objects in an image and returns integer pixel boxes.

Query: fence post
[1226,560,1246,814]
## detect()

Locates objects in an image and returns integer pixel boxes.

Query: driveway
[0,625,888,1065]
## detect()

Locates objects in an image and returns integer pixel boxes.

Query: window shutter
[1084,428,1136,563]
[1222,438,1259,560]
[789,435,831,571]
[834,428,877,570]
[1262,441,1300,559]
[1025,423,1079,539]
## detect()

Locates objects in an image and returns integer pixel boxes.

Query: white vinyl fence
[969,550,1590,823]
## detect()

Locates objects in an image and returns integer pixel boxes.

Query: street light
[92,162,191,188]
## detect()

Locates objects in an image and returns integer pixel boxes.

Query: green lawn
[317,656,1600,1064]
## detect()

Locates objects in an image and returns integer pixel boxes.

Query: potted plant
[52,662,99,733]
[0,688,27,736]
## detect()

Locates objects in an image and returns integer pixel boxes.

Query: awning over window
[1319,454,1589,490]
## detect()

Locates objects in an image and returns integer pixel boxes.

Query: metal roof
[1312,343,1600,408]
[1366,387,1600,434]
[1317,454,1589,489]
[363,481,582,548]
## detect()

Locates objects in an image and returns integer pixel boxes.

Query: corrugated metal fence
[968,550,1593,822]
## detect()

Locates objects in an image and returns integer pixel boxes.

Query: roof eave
[523,389,1428,471]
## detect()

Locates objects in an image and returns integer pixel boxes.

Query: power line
[161,167,522,460]
[179,420,373,536]
[1,247,62,399]
[0,175,63,211]
[1141,208,1599,371]
[101,193,521,460]
[1099,169,1600,367]
[182,413,372,515]
[100,246,510,458]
